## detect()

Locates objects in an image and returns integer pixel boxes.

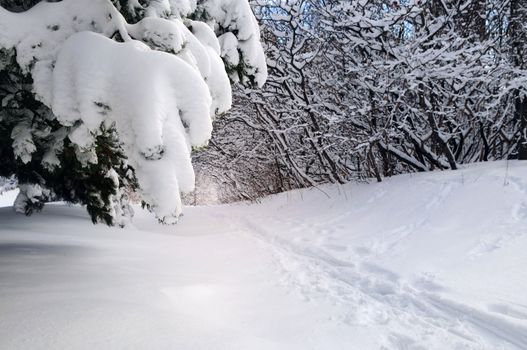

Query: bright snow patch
[0,161,526,349]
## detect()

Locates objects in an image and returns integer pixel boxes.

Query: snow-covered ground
[1,161,526,349]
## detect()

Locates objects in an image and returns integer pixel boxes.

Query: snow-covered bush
[0,0,266,225]
[192,0,527,203]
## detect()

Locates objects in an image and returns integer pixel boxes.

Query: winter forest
[1,0,527,349]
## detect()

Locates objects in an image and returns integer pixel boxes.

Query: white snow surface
[1,161,526,349]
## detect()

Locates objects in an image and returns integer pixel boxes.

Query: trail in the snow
[215,210,527,350]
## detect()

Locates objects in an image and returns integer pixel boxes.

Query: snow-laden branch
[0,0,267,224]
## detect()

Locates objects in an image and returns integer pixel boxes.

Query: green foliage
[110,0,145,23]
[0,0,41,12]
[0,45,138,225]
[45,125,138,225]
[224,51,258,88]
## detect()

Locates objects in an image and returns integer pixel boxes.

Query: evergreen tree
[0,0,266,225]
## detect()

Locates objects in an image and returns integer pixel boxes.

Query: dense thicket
[192,0,527,203]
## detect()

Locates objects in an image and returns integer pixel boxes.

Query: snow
[50,31,213,222]
[200,0,268,86]
[1,161,526,349]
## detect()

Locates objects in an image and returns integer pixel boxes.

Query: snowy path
[1,161,527,349]
[237,216,527,349]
